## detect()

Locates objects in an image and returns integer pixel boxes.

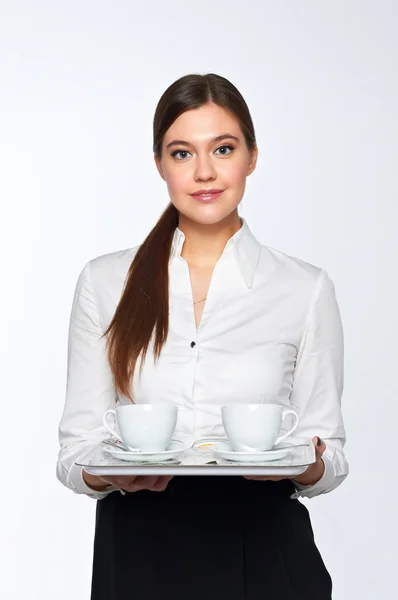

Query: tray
[77,436,316,477]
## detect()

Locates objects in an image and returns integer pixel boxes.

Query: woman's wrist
[82,469,111,491]
[292,457,325,487]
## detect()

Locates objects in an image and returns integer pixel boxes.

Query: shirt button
[190,341,196,348]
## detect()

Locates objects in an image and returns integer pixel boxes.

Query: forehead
[163,103,242,143]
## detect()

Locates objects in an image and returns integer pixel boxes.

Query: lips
[191,189,224,196]
[190,189,225,203]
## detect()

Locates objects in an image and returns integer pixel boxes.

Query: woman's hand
[243,436,326,486]
[83,470,174,493]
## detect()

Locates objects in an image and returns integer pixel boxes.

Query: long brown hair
[102,73,257,402]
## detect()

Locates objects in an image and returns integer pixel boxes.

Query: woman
[57,73,349,599]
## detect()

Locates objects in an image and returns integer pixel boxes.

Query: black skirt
[90,476,332,599]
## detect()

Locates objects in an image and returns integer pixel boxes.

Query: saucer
[192,437,229,452]
[212,439,309,463]
[102,439,188,463]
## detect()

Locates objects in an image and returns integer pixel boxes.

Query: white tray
[77,437,316,477]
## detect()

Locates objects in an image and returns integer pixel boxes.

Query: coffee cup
[102,403,178,452]
[221,403,299,452]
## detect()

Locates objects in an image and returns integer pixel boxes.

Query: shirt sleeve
[289,268,349,499]
[56,260,119,500]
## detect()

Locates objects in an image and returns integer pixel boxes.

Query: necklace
[193,296,207,305]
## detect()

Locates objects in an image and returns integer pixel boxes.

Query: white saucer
[102,439,188,463]
[212,440,309,463]
[192,437,229,452]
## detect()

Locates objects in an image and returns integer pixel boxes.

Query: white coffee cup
[102,403,178,452]
[221,403,300,452]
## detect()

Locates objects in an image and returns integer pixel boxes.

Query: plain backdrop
[1,1,397,598]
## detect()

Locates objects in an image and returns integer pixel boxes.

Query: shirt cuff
[290,454,335,499]
[70,461,116,499]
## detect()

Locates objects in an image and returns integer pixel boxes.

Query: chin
[174,196,240,222]
[181,206,240,226]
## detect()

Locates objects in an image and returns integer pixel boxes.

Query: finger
[134,476,160,490]
[313,436,326,457]
[101,475,135,487]
[105,475,157,492]
[99,476,127,488]
[150,476,174,492]
[125,476,159,492]
[105,477,136,491]
[94,476,131,491]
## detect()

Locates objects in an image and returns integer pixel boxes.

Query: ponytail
[102,202,178,401]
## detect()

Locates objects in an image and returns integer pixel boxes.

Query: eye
[171,150,192,160]
[214,144,235,156]
[170,145,235,160]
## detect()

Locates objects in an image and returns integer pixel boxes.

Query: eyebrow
[166,133,240,150]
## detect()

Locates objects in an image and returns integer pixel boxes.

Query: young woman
[57,73,349,599]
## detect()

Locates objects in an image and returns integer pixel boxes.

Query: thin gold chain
[193,296,207,305]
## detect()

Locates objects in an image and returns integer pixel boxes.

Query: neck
[179,212,242,269]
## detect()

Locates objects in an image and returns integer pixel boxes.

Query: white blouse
[57,218,349,500]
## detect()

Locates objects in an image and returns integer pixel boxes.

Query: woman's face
[154,102,258,226]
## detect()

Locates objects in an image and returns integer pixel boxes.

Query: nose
[194,153,217,182]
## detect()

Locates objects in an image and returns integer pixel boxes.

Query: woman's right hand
[82,469,174,493]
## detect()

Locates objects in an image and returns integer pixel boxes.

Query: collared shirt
[57,218,349,500]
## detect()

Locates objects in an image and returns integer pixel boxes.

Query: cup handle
[275,409,300,445]
[103,409,118,438]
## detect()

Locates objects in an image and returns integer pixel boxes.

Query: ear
[154,154,166,181]
[247,144,258,176]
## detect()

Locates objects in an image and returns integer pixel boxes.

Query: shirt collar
[170,217,261,289]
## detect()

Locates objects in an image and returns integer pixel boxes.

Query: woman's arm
[289,268,349,499]
[56,259,118,500]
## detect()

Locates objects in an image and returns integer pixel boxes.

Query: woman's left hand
[243,436,326,486]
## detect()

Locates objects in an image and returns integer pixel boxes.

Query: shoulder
[258,243,332,297]
[261,243,323,278]
[77,245,140,298]
[88,245,140,279]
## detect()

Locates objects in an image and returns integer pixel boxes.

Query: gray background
[1,1,396,597]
